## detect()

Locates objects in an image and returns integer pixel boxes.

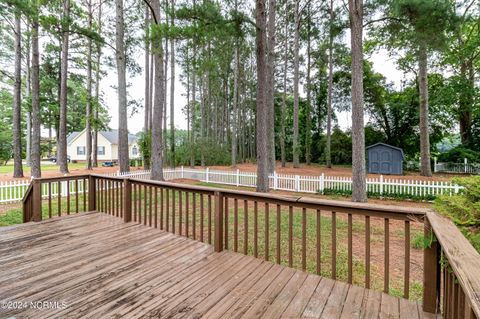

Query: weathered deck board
[0,212,428,318]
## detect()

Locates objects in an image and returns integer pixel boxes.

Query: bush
[437,145,480,163]
[434,176,480,252]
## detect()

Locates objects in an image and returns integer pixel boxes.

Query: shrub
[434,176,480,252]
[437,145,480,163]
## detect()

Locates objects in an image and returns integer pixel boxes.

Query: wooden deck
[0,212,428,318]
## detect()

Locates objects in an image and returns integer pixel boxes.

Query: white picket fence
[114,167,463,199]
[0,178,88,204]
[0,167,464,204]
[434,158,480,174]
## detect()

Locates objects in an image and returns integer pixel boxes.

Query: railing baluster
[58,181,61,217]
[224,197,229,249]
[144,185,148,225]
[48,182,52,219]
[265,202,269,261]
[316,209,321,275]
[384,218,390,293]
[302,208,306,271]
[154,187,158,228]
[75,179,79,214]
[166,189,170,232]
[404,220,410,299]
[365,215,371,289]
[160,188,164,229]
[83,178,87,212]
[348,213,353,284]
[192,193,196,240]
[186,192,189,237]
[201,194,205,242]
[276,204,280,264]
[234,198,238,252]
[288,206,293,268]
[171,189,175,234]
[148,186,152,226]
[179,191,183,235]
[208,194,212,244]
[254,201,258,258]
[332,211,336,279]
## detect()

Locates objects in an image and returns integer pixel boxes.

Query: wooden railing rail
[425,212,480,318]
[21,174,480,317]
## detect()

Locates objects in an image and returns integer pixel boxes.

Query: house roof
[366,142,404,158]
[67,129,138,146]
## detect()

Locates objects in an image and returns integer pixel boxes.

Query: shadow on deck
[0,212,428,318]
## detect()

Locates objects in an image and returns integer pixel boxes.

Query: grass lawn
[0,180,425,301]
[0,162,87,174]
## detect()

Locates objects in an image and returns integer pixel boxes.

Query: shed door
[380,151,392,174]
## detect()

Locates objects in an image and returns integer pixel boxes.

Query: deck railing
[22,174,480,318]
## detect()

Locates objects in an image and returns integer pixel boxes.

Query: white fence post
[273,171,278,190]
[236,169,240,187]
[320,173,325,194]
[380,175,384,196]
[434,157,437,173]
[181,166,184,178]
[206,167,209,183]
[295,175,300,192]
[464,158,468,173]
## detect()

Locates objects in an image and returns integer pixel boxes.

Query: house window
[77,146,85,155]
[97,146,105,155]
[132,146,138,156]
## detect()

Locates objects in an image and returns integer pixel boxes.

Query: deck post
[32,179,42,222]
[123,178,132,222]
[423,217,440,314]
[88,175,96,211]
[214,191,224,252]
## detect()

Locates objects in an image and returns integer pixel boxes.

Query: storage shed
[366,143,404,175]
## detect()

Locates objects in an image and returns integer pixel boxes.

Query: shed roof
[366,142,404,158]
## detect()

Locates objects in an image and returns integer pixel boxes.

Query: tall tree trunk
[25,25,31,167]
[280,2,288,168]
[151,0,165,180]
[13,11,23,178]
[190,42,196,167]
[58,0,70,174]
[292,1,300,168]
[31,1,41,178]
[116,0,129,173]
[93,0,102,168]
[305,2,312,166]
[85,0,93,170]
[266,0,276,173]
[326,0,334,168]
[170,0,176,167]
[349,0,367,202]
[256,0,269,192]
[144,7,151,170]
[231,37,239,167]
[163,0,169,164]
[418,43,432,177]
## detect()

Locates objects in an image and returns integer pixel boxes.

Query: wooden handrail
[427,212,480,318]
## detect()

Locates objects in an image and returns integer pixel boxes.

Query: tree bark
[151,0,165,180]
[116,0,130,173]
[25,25,31,167]
[31,1,41,178]
[349,0,367,202]
[305,2,312,166]
[418,44,432,177]
[58,0,70,174]
[256,0,269,192]
[231,34,239,167]
[170,0,176,167]
[85,0,93,170]
[13,11,23,178]
[292,0,300,168]
[326,0,334,169]
[266,0,276,173]
[143,7,151,170]
[280,1,288,168]
[93,0,102,168]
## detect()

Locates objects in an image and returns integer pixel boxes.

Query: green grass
[0,162,87,174]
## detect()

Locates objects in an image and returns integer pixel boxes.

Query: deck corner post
[423,217,440,314]
[32,179,42,222]
[88,175,96,211]
[214,191,224,252]
[123,178,132,223]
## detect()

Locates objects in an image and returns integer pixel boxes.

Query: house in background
[67,129,140,162]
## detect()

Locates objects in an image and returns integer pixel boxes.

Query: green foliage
[437,145,480,163]
[137,131,152,167]
[434,176,480,252]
